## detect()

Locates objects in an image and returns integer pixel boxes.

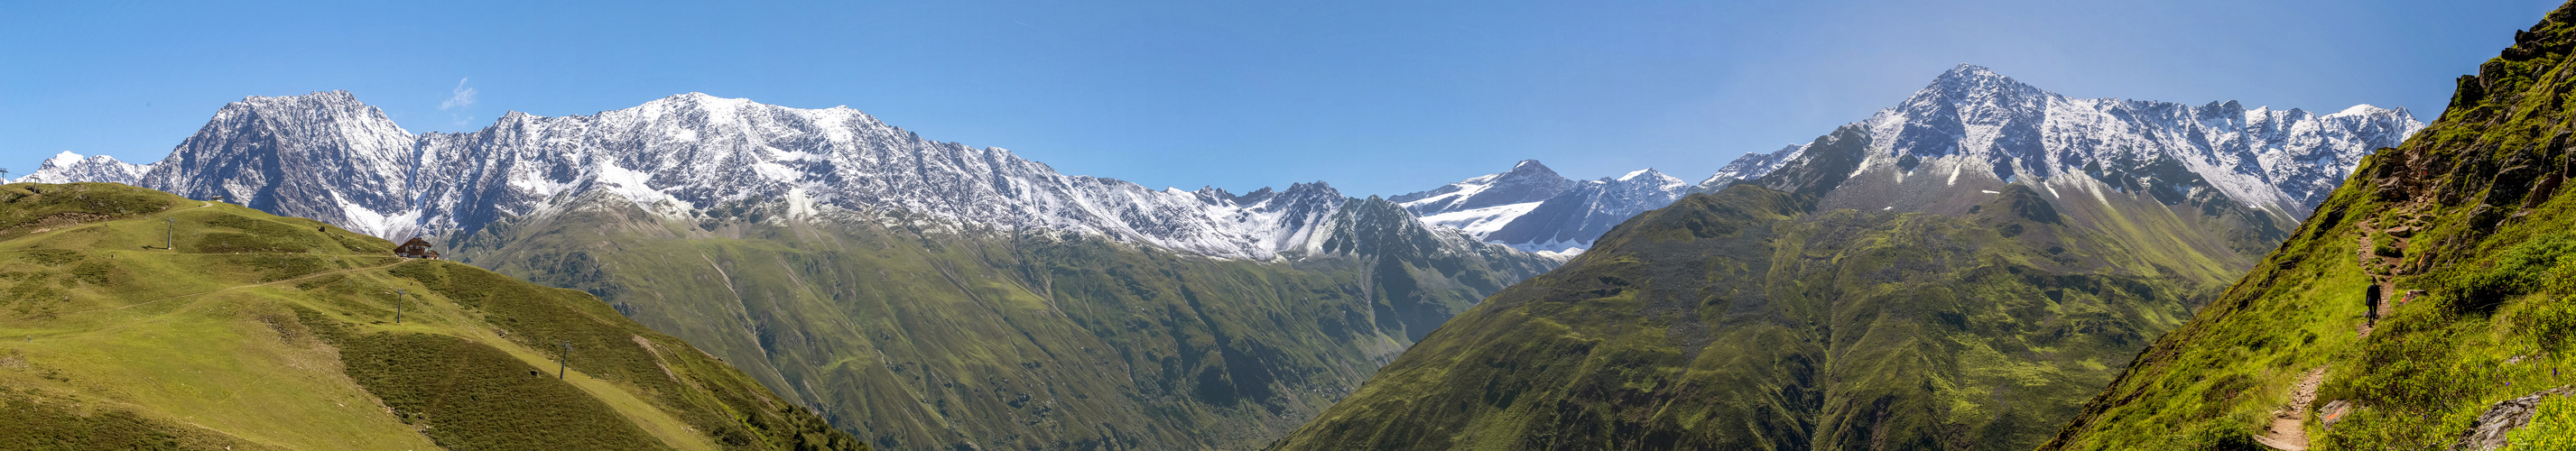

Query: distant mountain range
[19,90,1557,450]
[1393,64,2422,253]
[1270,65,2424,450]
[22,91,1385,262]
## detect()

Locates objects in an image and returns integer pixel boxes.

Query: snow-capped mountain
[1395,161,1691,253]
[1699,144,1802,187]
[1402,64,2422,253]
[1390,160,1573,216]
[1489,169,1690,253]
[23,91,1405,261]
[20,152,148,185]
[1733,64,2423,217]
[1390,160,1571,247]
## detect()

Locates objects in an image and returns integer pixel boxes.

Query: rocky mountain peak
[1506,159,1558,177]
[1613,168,1681,185]
[1390,160,1574,216]
[219,90,400,128]
[1914,63,2051,109]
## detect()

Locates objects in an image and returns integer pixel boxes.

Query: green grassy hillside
[444,192,1558,450]
[1268,182,2235,450]
[2044,3,2576,449]
[0,182,863,450]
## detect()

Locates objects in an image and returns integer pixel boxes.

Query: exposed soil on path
[2256,367,2330,451]
[2352,217,2419,338]
[2256,216,2422,449]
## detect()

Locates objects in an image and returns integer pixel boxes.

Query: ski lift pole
[394,289,404,324]
[559,341,571,380]
[164,218,173,250]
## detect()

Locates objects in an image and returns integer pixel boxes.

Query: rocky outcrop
[2453,387,2573,451]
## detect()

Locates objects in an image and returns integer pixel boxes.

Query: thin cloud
[440,78,477,110]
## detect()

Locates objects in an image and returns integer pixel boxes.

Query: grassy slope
[1270,183,2231,450]
[2043,3,2576,448]
[0,182,862,450]
[447,192,1557,450]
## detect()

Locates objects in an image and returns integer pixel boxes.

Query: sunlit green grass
[0,182,861,450]
[1274,183,2241,450]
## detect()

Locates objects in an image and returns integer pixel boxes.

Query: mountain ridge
[1392,64,2422,253]
[25,90,1440,262]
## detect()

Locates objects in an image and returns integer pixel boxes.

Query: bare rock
[2452,385,2574,451]
[2319,400,2355,428]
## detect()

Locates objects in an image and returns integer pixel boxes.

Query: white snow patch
[596,163,674,207]
[1506,239,1590,254]
[331,191,420,238]
[785,188,820,218]
[1531,248,1582,260]
[750,161,798,181]
[1419,201,1544,240]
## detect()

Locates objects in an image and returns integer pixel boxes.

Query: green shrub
[2172,421,2266,451]
[0,389,217,450]
[335,331,671,451]
[2518,294,2576,352]
[2451,234,2576,312]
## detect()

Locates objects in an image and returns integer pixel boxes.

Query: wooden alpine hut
[394,237,442,260]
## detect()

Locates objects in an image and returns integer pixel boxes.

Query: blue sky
[0,1,2560,197]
